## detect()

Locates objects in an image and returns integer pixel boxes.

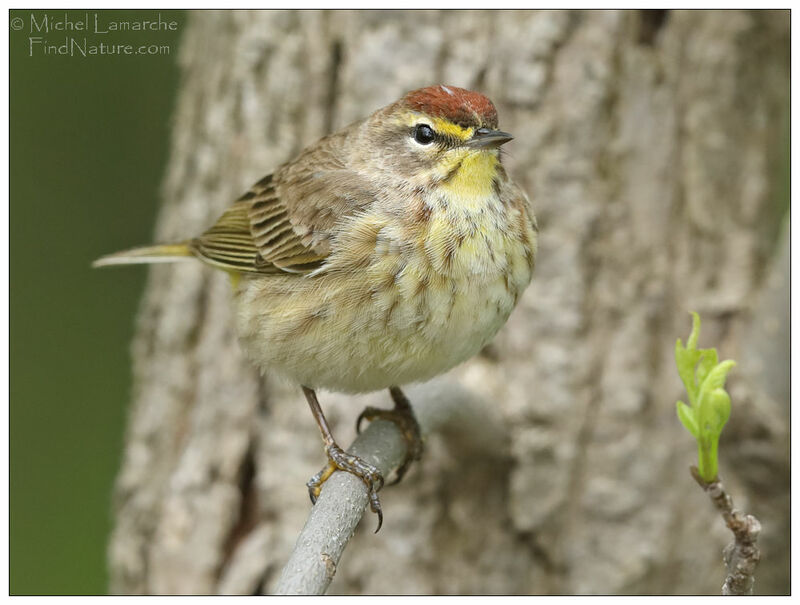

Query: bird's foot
[307,443,385,532]
[356,392,423,485]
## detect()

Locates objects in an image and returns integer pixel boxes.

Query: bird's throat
[437,151,499,210]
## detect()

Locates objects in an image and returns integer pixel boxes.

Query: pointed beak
[466,127,514,149]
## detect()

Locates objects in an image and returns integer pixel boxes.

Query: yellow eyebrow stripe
[430,117,473,141]
[399,110,475,141]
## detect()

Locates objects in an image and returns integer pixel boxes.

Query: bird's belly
[234,258,528,393]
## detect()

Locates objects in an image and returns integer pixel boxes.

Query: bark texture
[108,10,790,595]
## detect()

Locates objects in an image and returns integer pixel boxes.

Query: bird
[95,84,538,531]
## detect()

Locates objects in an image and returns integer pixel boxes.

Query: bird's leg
[303,386,385,531]
[356,386,424,485]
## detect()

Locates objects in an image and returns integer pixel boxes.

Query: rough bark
[108,10,790,595]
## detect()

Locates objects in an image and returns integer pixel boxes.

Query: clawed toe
[301,385,422,532]
[357,388,424,485]
[307,443,385,532]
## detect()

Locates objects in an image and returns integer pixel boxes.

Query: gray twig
[272,380,503,595]
[273,417,409,595]
[691,467,762,595]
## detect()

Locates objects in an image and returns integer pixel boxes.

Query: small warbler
[95,85,538,531]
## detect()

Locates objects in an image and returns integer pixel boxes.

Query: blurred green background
[10,9,186,594]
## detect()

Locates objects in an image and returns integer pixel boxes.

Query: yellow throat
[437,149,499,210]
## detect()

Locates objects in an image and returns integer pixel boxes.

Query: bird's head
[358,85,512,195]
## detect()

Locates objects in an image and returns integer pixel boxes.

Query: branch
[691,467,762,595]
[272,380,504,595]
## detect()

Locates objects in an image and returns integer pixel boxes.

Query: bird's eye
[413,124,435,145]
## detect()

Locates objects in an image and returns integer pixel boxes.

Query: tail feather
[92,243,193,268]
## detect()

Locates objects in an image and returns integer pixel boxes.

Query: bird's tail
[92,242,193,268]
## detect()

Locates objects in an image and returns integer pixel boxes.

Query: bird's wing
[190,130,375,275]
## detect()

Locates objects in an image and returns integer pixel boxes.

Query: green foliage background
[10,9,186,594]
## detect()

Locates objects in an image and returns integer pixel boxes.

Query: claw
[356,395,423,486]
[390,456,414,486]
[307,477,321,504]
[356,406,381,435]
[370,494,383,533]
[307,444,386,531]
[306,459,336,504]
[302,386,423,532]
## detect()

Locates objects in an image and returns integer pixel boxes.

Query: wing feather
[189,127,376,275]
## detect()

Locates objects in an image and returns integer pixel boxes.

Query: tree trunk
[108,9,790,595]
